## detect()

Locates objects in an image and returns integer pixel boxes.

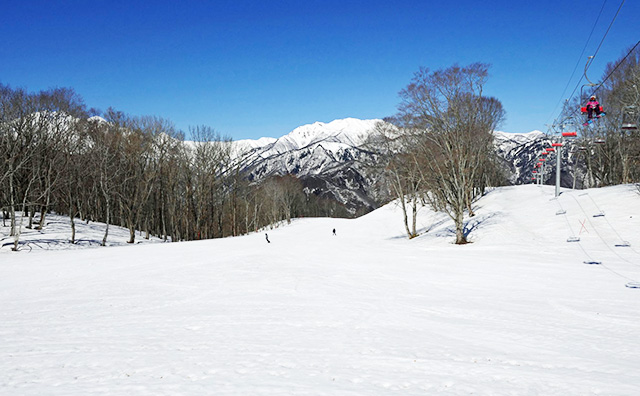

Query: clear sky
[1,0,638,140]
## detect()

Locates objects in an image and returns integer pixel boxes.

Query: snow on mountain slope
[233,136,277,151]
[255,118,382,158]
[493,129,545,150]
[1,184,640,395]
[237,121,552,212]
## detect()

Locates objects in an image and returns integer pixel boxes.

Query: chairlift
[546,148,555,152]
[594,137,606,144]
[567,236,580,242]
[562,132,578,137]
[593,211,605,218]
[583,260,602,265]
[621,106,638,131]
[552,142,563,147]
[556,209,566,215]
[615,241,631,247]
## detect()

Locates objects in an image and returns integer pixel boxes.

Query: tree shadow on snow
[436,212,500,241]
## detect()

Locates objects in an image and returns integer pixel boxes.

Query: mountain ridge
[236,118,550,214]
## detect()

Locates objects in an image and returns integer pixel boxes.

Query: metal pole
[555,144,561,196]
[555,124,562,197]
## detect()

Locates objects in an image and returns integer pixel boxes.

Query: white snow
[242,118,382,159]
[1,184,640,395]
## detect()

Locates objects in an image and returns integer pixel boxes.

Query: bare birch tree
[395,63,505,244]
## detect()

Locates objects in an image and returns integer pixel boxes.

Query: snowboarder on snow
[585,95,603,120]
[265,233,270,243]
[332,228,336,236]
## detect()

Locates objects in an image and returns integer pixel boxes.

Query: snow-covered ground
[0,215,163,253]
[1,185,640,395]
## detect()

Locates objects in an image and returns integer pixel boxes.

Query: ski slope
[1,185,640,395]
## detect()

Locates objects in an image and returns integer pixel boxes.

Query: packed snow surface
[1,185,640,395]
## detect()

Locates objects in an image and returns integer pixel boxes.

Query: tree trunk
[70,213,76,244]
[128,226,135,244]
[411,194,418,237]
[102,198,110,247]
[455,208,467,244]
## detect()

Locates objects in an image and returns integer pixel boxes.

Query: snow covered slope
[2,184,640,395]
[0,214,163,252]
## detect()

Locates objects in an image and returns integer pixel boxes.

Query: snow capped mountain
[235,118,385,214]
[238,118,382,159]
[493,130,545,149]
[238,119,557,214]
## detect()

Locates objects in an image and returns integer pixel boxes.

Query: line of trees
[367,63,507,244]
[0,84,345,251]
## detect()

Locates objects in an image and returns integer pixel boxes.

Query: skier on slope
[585,95,603,121]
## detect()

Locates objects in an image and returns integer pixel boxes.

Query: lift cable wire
[592,39,640,95]
[585,191,640,256]
[548,0,627,129]
[567,0,626,102]
[545,0,608,126]
[568,193,640,275]
[553,195,635,282]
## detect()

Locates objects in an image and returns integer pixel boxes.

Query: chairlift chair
[621,106,638,131]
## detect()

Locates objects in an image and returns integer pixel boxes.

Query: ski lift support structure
[556,123,580,197]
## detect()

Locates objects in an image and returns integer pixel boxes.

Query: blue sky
[1,0,638,140]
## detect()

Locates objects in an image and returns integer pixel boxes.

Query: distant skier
[585,95,603,120]
[265,233,270,243]
[332,228,336,236]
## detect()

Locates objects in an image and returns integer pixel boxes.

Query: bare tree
[365,121,422,238]
[395,63,505,244]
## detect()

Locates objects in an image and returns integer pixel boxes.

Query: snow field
[1,184,640,395]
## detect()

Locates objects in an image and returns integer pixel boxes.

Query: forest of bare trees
[0,84,345,250]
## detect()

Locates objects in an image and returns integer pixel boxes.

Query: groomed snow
[1,185,640,395]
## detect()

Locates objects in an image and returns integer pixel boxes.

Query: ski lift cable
[548,0,626,130]
[592,39,640,96]
[555,196,635,281]
[558,202,637,284]
[585,192,640,256]
[569,193,640,269]
[555,199,577,235]
[583,0,626,78]
[565,0,626,106]
[544,0,609,125]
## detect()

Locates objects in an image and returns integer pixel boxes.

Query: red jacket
[586,99,600,109]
